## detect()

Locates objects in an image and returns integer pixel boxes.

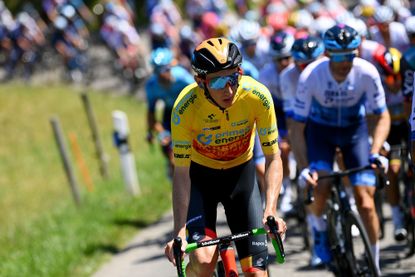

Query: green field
[0,83,171,276]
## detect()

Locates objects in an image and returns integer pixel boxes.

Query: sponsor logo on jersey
[193,130,252,161]
[258,124,277,136]
[252,89,271,110]
[173,140,191,150]
[231,119,248,127]
[262,137,278,147]
[197,134,213,145]
[203,113,219,123]
[172,93,197,125]
[202,126,220,131]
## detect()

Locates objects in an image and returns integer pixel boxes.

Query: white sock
[371,242,381,275]
[282,177,291,196]
[310,214,327,231]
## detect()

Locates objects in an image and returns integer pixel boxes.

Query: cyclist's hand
[263,215,287,241]
[158,130,171,147]
[146,131,154,144]
[164,237,187,266]
[369,153,389,173]
[299,168,318,188]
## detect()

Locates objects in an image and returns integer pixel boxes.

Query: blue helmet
[323,24,361,51]
[291,36,325,63]
[150,48,173,69]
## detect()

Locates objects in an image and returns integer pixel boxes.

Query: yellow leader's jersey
[171,75,279,170]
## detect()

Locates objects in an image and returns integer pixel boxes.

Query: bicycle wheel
[327,208,353,277]
[344,211,379,277]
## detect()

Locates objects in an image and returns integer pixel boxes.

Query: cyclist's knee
[240,249,267,274]
[188,247,218,276]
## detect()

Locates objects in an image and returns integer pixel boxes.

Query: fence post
[112,110,140,196]
[80,92,109,179]
[50,116,81,206]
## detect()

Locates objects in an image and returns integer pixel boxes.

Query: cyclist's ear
[194,76,204,88]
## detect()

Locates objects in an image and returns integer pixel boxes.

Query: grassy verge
[0,83,171,276]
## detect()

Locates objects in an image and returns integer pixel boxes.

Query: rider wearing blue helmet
[292,24,390,274]
[146,47,194,179]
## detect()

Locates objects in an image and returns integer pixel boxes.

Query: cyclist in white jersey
[292,24,390,274]
[280,35,325,171]
[369,5,409,53]
[280,34,325,268]
[259,30,294,215]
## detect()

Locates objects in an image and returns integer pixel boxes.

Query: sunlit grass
[0,82,171,276]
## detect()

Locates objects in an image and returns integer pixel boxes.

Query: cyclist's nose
[224,82,235,95]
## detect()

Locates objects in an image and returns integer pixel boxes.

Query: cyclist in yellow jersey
[164,37,286,276]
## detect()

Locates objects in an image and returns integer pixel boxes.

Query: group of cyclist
[146,0,415,276]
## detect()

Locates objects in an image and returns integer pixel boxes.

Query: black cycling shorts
[186,159,268,270]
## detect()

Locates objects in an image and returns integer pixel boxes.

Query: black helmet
[269,31,294,59]
[191,37,242,77]
[291,36,325,63]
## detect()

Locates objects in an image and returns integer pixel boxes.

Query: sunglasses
[328,51,357,62]
[206,72,240,90]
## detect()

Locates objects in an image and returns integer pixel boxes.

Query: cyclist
[259,30,294,215]
[280,35,325,267]
[145,48,194,179]
[369,5,409,53]
[291,24,390,274]
[373,47,408,241]
[164,37,286,276]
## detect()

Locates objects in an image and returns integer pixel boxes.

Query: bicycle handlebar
[304,164,389,205]
[172,216,285,277]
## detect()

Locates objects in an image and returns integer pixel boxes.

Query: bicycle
[305,165,386,277]
[172,216,285,277]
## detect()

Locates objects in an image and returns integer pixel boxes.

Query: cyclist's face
[205,67,241,108]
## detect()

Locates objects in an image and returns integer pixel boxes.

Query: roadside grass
[0,83,171,276]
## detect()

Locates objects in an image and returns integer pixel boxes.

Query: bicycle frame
[173,216,285,277]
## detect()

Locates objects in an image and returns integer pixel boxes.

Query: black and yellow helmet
[191,37,242,77]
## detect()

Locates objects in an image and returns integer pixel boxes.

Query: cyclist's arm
[369,110,391,155]
[172,166,191,239]
[291,121,308,170]
[263,153,283,217]
[288,119,308,170]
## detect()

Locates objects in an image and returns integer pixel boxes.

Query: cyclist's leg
[305,121,336,263]
[221,159,268,275]
[385,122,407,240]
[340,123,380,272]
[186,162,221,277]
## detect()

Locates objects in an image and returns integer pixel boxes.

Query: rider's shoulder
[353,57,379,75]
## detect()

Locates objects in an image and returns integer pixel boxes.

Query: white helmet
[373,5,394,23]
[237,19,260,45]
[405,16,415,35]
[345,17,368,38]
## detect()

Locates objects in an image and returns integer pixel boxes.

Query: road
[93,204,415,277]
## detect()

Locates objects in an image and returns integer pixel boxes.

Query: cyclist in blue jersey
[401,16,415,100]
[145,48,194,179]
[291,24,391,274]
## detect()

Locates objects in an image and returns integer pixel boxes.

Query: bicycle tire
[344,211,379,277]
[327,207,353,277]
[374,187,385,240]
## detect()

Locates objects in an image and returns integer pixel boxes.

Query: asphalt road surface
[93,204,415,277]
